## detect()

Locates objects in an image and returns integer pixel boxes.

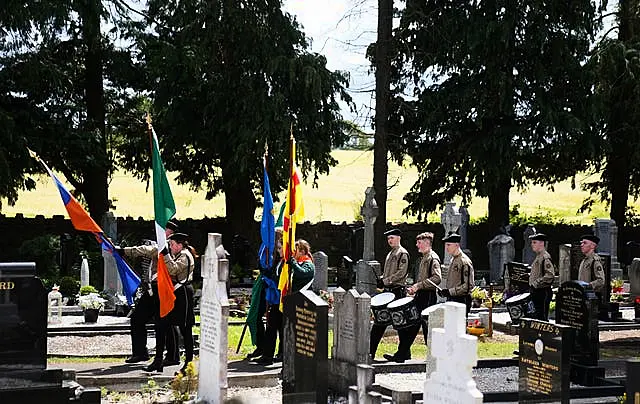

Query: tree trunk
[373,0,393,263]
[223,173,258,250]
[487,175,511,237]
[80,0,109,223]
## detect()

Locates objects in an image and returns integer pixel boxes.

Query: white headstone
[422,304,445,378]
[441,202,462,265]
[424,302,483,404]
[80,256,90,287]
[558,244,572,286]
[312,251,328,293]
[101,212,122,296]
[47,285,63,324]
[198,233,229,404]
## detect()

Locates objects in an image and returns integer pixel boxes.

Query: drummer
[384,232,442,362]
[528,233,555,320]
[437,233,474,313]
[578,234,605,299]
[370,228,410,360]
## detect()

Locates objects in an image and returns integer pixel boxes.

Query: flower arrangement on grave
[470,287,489,308]
[77,292,106,312]
[611,278,624,294]
[466,317,484,336]
[319,290,334,311]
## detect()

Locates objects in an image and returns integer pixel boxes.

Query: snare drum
[387,296,420,329]
[505,292,535,325]
[370,292,396,326]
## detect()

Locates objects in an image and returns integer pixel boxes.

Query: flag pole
[264,143,270,268]
[287,125,295,284]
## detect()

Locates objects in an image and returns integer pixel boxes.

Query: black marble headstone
[519,319,573,404]
[282,289,328,404]
[556,281,599,366]
[627,359,640,404]
[507,261,531,295]
[0,262,47,371]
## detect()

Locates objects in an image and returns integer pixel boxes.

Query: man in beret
[528,233,555,320]
[578,234,605,296]
[437,233,474,314]
[370,228,410,361]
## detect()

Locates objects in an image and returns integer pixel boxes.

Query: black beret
[166,220,179,232]
[580,234,600,244]
[168,232,189,243]
[442,233,461,243]
[384,228,402,237]
[529,233,548,242]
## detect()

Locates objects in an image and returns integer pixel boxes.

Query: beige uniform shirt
[164,249,195,284]
[123,244,158,280]
[529,250,555,289]
[578,252,605,294]
[446,250,474,297]
[382,245,409,287]
[413,250,442,291]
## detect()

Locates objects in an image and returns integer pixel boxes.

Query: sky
[283,0,378,131]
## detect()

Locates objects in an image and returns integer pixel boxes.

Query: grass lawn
[2,150,632,224]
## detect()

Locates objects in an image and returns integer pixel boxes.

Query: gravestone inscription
[506,262,531,295]
[282,289,328,404]
[518,319,573,404]
[556,281,599,366]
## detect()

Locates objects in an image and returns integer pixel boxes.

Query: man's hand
[287,257,296,267]
[407,286,417,295]
[114,246,124,256]
[437,288,451,298]
[376,278,384,289]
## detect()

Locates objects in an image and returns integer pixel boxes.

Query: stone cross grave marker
[330,287,371,393]
[282,289,329,404]
[441,202,462,265]
[423,302,483,404]
[522,224,537,265]
[487,233,515,283]
[518,319,573,404]
[422,303,445,378]
[101,212,122,297]
[80,255,89,287]
[361,187,378,262]
[594,218,622,279]
[198,233,230,404]
[312,251,328,293]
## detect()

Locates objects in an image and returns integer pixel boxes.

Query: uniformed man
[437,233,474,314]
[383,232,441,362]
[578,234,605,298]
[120,220,179,365]
[370,228,410,360]
[528,233,554,321]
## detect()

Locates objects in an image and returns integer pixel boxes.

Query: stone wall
[4,214,640,280]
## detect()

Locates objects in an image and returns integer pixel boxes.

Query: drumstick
[426,278,442,291]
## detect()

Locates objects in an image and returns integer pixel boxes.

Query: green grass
[1,150,632,224]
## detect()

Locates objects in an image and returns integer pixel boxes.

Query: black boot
[143,360,163,372]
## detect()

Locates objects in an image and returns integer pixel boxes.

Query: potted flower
[78,288,106,323]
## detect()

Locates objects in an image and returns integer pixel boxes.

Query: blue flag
[258,157,275,270]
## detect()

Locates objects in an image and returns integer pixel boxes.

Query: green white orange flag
[278,135,305,310]
[147,115,177,318]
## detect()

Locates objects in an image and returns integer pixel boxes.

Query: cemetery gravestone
[312,251,328,293]
[423,302,483,404]
[506,262,531,296]
[356,259,380,297]
[330,288,371,392]
[522,225,537,265]
[361,187,378,262]
[441,202,462,265]
[282,289,329,404]
[518,319,573,404]
[630,258,640,297]
[459,206,470,250]
[422,304,445,378]
[80,255,89,287]
[487,233,515,283]
[198,233,230,404]
[558,244,572,286]
[47,286,63,324]
[594,218,622,279]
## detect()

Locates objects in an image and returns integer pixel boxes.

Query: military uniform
[370,236,410,359]
[445,250,474,313]
[123,244,178,364]
[578,252,605,295]
[529,250,554,320]
[396,250,442,358]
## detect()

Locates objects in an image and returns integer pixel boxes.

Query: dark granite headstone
[0,262,100,403]
[627,359,640,404]
[507,262,531,295]
[556,281,599,366]
[282,289,328,404]
[519,319,573,404]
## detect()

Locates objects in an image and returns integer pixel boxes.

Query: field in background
[1,150,633,224]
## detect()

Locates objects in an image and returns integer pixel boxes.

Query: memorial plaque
[519,319,573,404]
[0,263,47,371]
[556,281,599,366]
[282,290,328,404]
[507,262,531,295]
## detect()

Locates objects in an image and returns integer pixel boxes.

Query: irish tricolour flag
[148,116,177,318]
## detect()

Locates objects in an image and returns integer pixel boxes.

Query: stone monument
[361,187,378,262]
[441,202,462,265]
[594,218,622,279]
[80,254,90,287]
[197,233,230,404]
[487,230,515,283]
[459,206,470,251]
[312,251,328,293]
[522,224,537,265]
[47,285,63,324]
[355,259,380,297]
[423,302,483,403]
